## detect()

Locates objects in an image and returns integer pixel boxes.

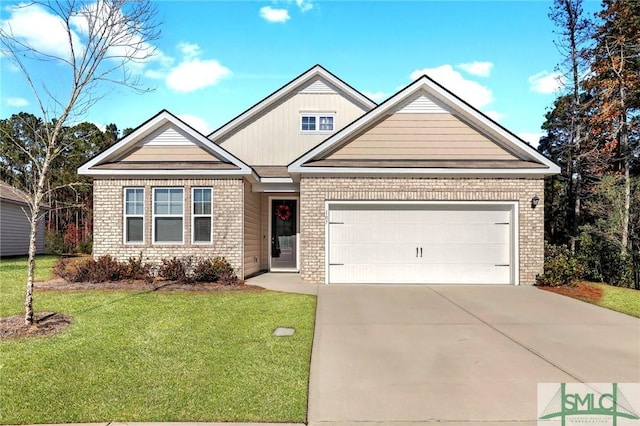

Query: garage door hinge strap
[329,263,344,266]
[495,264,510,267]
[329,222,344,224]
[494,222,510,225]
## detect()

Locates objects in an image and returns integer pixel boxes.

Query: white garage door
[327,203,515,284]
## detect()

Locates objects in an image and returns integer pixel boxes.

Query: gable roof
[0,181,31,205]
[289,75,560,177]
[207,64,377,144]
[78,110,253,177]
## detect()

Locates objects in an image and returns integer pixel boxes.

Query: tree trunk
[24,204,41,325]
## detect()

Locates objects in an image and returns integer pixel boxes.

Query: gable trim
[288,76,560,176]
[78,110,253,177]
[207,64,376,143]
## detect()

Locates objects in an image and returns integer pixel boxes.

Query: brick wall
[300,177,544,285]
[93,178,244,276]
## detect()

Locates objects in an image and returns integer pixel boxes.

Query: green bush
[577,230,634,288]
[194,256,237,284]
[77,238,92,254]
[45,230,64,255]
[536,243,583,287]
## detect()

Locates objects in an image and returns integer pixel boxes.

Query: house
[78,65,559,285]
[0,181,46,257]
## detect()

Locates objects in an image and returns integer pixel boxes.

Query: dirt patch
[538,281,603,303]
[0,312,73,341]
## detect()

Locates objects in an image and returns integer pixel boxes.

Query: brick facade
[93,178,244,276]
[299,177,544,285]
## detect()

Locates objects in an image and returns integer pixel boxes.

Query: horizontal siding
[143,124,194,146]
[299,79,336,94]
[0,201,45,256]
[218,93,368,165]
[122,145,220,162]
[397,94,449,114]
[327,113,517,160]
[244,181,261,277]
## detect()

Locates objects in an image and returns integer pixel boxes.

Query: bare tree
[0,0,160,325]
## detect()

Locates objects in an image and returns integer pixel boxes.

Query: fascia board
[78,169,252,177]
[208,65,376,143]
[288,166,556,178]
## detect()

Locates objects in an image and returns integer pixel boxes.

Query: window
[153,188,183,243]
[124,188,144,243]
[301,113,334,132]
[192,188,212,243]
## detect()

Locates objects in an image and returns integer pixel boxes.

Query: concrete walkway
[307,284,640,426]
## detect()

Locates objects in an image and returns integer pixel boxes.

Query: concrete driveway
[307,285,640,426]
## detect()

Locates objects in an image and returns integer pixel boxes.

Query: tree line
[0,114,133,253]
[539,0,639,288]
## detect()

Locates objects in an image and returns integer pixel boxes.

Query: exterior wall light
[531,195,540,208]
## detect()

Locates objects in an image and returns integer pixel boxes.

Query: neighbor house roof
[289,74,560,178]
[0,181,31,205]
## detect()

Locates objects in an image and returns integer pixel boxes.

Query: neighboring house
[79,65,559,285]
[0,181,46,257]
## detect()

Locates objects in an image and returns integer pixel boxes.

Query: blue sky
[0,0,602,145]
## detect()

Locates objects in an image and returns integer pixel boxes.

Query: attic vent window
[301,113,334,133]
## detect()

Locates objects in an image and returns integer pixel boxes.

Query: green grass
[584,281,640,318]
[0,256,316,424]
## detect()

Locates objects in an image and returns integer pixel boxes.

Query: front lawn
[0,256,316,424]
[541,280,640,318]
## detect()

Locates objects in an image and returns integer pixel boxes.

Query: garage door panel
[327,203,515,285]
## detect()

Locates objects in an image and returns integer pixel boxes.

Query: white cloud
[528,71,565,94]
[178,114,212,134]
[6,97,29,107]
[411,65,493,109]
[260,6,290,23]
[518,132,545,146]
[178,42,201,60]
[457,61,493,77]
[166,59,231,93]
[363,91,387,102]
[296,0,314,12]
[484,110,504,122]
[1,3,82,60]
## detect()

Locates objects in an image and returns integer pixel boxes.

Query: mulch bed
[0,312,73,341]
[1,277,264,341]
[538,281,603,303]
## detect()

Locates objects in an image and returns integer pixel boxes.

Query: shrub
[63,224,81,253]
[45,230,64,255]
[194,256,237,284]
[577,230,634,288]
[55,255,124,282]
[124,254,154,283]
[77,238,92,254]
[158,256,195,283]
[536,243,583,287]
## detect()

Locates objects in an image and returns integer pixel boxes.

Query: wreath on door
[275,203,292,221]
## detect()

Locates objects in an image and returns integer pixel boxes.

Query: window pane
[193,217,211,242]
[155,218,183,242]
[302,116,316,131]
[155,189,168,203]
[126,217,143,242]
[319,116,334,131]
[126,189,143,215]
[169,188,182,203]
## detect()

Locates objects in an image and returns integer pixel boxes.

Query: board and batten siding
[217,93,368,165]
[326,114,518,160]
[0,200,45,256]
[243,181,262,277]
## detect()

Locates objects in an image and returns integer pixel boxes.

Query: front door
[271,199,298,270]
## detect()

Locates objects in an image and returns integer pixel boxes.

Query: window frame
[191,187,213,245]
[152,187,184,244]
[123,187,145,244]
[300,112,335,133]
